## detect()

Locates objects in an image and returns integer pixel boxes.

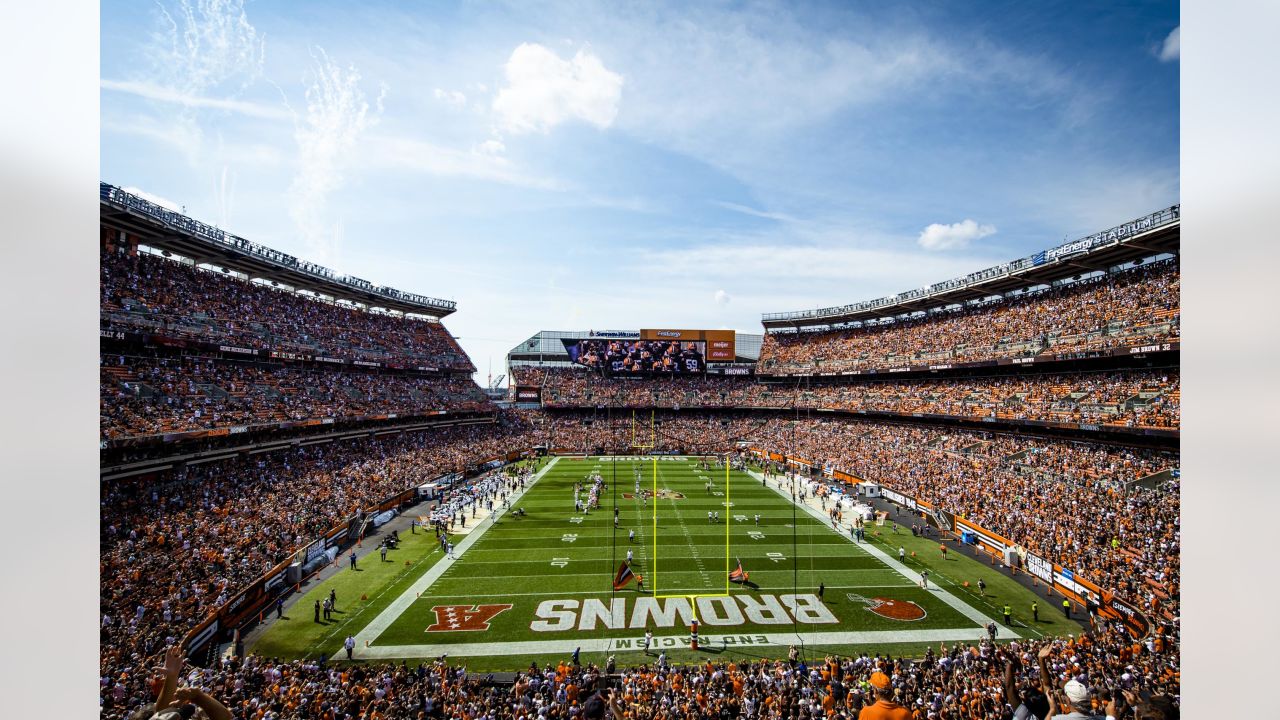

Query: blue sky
[100,0,1179,381]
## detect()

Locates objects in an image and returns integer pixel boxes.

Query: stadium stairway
[1124,387,1164,411]
[1003,449,1030,464]
[196,383,230,400]
[1127,468,1176,491]
[102,365,161,398]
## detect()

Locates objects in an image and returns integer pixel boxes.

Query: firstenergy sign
[530,593,835,632]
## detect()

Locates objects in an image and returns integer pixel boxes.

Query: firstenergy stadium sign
[641,329,737,361]
[530,593,835,631]
[1035,207,1178,265]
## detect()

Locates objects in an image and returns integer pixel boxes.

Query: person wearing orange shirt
[857,672,911,720]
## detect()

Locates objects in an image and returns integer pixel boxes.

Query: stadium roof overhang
[762,208,1179,332]
[100,183,457,318]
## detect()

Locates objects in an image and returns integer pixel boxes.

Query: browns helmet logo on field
[846,593,927,621]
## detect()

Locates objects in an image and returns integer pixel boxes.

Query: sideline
[747,469,1019,638]
[354,627,998,660]
[245,493,444,651]
[343,458,561,660]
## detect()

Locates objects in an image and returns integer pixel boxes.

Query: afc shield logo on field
[425,604,513,632]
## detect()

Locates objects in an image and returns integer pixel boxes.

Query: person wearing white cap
[1048,677,1103,719]
[1030,644,1101,720]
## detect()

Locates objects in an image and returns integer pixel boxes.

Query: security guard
[1003,604,1012,625]
[1032,601,1039,623]
[1062,598,1072,618]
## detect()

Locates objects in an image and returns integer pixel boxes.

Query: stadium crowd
[101,410,1178,717]
[121,622,1178,719]
[101,242,473,370]
[99,215,1181,718]
[101,353,492,440]
[753,420,1179,626]
[523,367,1179,430]
[99,417,547,717]
[757,261,1179,376]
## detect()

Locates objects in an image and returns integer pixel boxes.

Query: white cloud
[102,113,204,159]
[1157,26,1179,62]
[713,201,798,223]
[578,193,658,213]
[492,43,623,134]
[598,12,949,163]
[122,186,182,212]
[288,48,383,265]
[100,79,289,120]
[638,243,999,286]
[475,139,506,156]
[917,219,996,251]
[433,88,467,107]
[714,289,731,305]
[363,135,559,189]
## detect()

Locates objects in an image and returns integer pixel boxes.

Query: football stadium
[95,3,1183,720]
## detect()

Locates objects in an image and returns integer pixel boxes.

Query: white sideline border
[342,457,561,660]
[749,469,1014,636]
[356,628,996,660]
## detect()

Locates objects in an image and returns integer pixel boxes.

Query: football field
[253,456,1071,669]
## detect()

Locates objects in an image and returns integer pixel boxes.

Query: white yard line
[656,464,714,590]
[748,469,1015,637]
[355,628,996,660]
[409,583,920,600]
[342,458,560,660]
[461,551,903,562]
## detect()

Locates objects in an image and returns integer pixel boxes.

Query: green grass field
[252,456,1082,669]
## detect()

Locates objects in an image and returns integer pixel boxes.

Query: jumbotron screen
[562,329,736,375]
[565,338,706,374]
